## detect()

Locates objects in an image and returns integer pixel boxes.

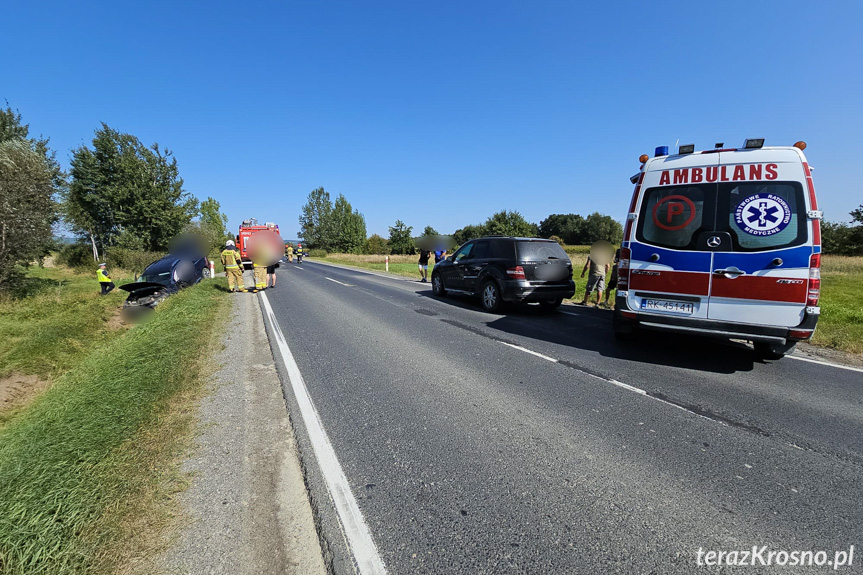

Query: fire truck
[237,218,281,270]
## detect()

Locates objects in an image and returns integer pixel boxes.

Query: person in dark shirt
[418,248,431,282]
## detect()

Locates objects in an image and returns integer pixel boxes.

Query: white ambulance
[613,139,822,359]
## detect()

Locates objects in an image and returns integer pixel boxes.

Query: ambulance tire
[612,313,638,341]
[753,341,796,360]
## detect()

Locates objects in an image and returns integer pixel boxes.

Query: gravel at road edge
[159,291,326,575]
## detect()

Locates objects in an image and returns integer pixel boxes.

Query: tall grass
[0,281,226,574]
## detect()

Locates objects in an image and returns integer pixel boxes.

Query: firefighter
[285,243,294,262]
[97,263,115,295]
[253,255,268,290]
[221,240,245,292]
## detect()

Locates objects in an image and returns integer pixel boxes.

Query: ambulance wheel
[753,341,796,360]
[612,313,638,341]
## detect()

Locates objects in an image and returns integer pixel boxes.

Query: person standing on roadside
[418,248,431,282]
[266,263,277,288]
[97,263,114,295]
[603,249,620,308]
[580,254,610,306]
[221,240,244,292]
[285,243,294,262]
[434,248,447,264]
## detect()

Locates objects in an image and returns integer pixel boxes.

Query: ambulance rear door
[628,153,720,320]
[706,150,812,327]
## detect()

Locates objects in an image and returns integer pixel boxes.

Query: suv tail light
[506,266,526,280]
[617,248,631,290]
[807,253,821,306]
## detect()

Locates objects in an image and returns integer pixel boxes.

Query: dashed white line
[294,266,304,270]
[259,292,387,575]
[787,354,863,374]
[326,277,354,287]
[498,341,559,363]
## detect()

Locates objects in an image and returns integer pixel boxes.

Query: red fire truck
[237,218,281,270]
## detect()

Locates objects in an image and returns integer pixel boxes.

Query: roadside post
[385,255,389,272]
[209,260,215,278]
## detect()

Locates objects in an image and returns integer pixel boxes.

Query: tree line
[0,105,231,292]
[821,207,863,256]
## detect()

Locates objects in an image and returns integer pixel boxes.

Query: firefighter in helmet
[221,240,245,292]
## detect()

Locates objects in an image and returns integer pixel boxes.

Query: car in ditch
[119,252,210,316]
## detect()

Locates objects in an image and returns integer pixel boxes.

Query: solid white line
[498,341,559,363]
[605,378,648,396]
[295,266,304,270]
[325,277,354,287]
[259,292,387,574]
[787,354,863,374]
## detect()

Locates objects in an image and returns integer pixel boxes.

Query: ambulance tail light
[617,247,631,290]
[507,266,526,280]
[807,254,821,306]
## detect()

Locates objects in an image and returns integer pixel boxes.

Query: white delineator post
[209,260,215,278]
[385,255,389,272]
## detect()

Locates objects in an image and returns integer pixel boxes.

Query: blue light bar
[655,146,668,157]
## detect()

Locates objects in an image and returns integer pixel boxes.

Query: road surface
[262,259,862,574]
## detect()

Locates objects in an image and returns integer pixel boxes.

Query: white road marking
[787,354,863,374]
[295,266,304,270]
[259,292,387,575]
[326,277,354,287]
[498,341,558,363]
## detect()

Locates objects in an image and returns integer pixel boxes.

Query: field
[313,251,863,355]
[0,263,229,574]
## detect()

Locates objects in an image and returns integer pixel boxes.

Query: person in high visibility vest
[97,263,115,295]
[285,243,294,262]
[220,240,245,292]
[253,257,267,290]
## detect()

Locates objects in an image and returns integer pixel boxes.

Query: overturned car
[119,252,210,318]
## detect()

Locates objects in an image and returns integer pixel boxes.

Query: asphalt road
[262,260,862,574]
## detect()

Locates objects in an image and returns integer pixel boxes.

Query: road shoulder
[158,291,325,575]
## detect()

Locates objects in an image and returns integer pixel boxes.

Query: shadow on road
[416,290,757,375]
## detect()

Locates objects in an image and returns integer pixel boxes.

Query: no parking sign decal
[734,194,792,236]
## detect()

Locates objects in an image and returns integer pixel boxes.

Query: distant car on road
[431,236,575,312]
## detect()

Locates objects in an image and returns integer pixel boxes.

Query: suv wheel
[753,341,796,360]
[481,280,502,313]
[539,298,562,310]
[432,272,446,296]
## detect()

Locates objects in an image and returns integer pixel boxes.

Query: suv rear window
[515,241,568,261]
[637,181,807,251]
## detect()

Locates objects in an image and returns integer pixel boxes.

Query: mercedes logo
[707,236,722,248]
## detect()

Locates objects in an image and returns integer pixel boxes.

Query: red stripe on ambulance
[628,270,710,296]
[711,275,807,303]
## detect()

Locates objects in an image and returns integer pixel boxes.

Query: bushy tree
[298,186,332,250]
[581,212,623,244]
[484,210,538,237]
[539,213,586,244]
[187,197,232,255]
[64,123,197,255]
[822,206,863,255]
[388,220,415,255]
[364,234,390,254]
[452,224,487,245]
[422,225,438,237]
[331,194,367,253]
[0,106,63,291]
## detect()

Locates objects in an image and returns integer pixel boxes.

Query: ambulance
[613,139,822,359]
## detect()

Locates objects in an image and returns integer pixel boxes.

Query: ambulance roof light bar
[743,138,765,149]
[678,144,695,154]
[654,146,668,157]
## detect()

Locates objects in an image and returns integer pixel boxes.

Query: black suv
[431,237,575,312]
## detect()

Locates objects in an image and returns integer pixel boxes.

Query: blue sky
[4,0,861,239]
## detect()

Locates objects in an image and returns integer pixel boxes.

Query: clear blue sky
[4,0,861,239]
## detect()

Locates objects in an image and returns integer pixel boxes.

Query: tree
[821,205,863,255]
[538,214,586,244]
[0,106,62,291]
[364,234,390,254]
[330,194,367,253]
[452,224,486,245]
[581,212,623,244]
[422,225,438,237]
[298,187,333,250]
[484,210,538,237]
[0,140,57,290]
[192,197,232,255]
[63,123,197,255]
[388,220,415,255]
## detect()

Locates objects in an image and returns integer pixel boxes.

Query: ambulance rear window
[725,182,807,251]
[637,185,708,249]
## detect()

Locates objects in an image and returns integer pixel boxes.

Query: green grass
[0,277,227,574]
[812,256,863,354]
[0,266,134,381]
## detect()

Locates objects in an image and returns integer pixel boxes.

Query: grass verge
[0,279,228,574]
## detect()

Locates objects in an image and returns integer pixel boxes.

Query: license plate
[641,299,694,314]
